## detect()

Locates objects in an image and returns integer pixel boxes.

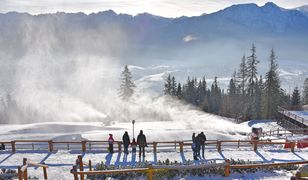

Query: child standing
[131,138,137,153]
[108,134,114,153]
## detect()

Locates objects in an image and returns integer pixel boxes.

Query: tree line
[163,44,308,121]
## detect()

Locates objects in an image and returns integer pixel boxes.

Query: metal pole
[132,120,135,139]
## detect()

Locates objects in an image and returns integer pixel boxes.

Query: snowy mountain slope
[0,2,307,90]
[297,5,308,18]
[0,2,307,123]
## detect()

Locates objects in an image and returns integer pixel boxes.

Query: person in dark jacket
[137,130,147,158]
[199,132,207,158]
[196,133,202,157]
[192,133,198,160]
[122,131,130,154]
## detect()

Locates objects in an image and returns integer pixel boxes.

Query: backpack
[192,143,196,150]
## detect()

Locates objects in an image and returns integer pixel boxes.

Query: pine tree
[303,78,308,105]
[254,79,262,119]
[291,87,301,106]
[164,74,172,95]
[228,78,237,96]
[209,77,222,113]
[176,83,183,99]
[246,44,259,97]
[171,76,177,96]
[184,77,197,104]
[119,65,135,100]
[246,44,259,119]
[263,49,282,119]
[237,55,248,95]
[196,80,203,105]
[226,78,238,117]
[201,76,207,99]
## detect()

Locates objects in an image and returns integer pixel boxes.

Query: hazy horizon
[0,0,307,18]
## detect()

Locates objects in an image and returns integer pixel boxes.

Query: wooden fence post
[18,166,22,180]
[71,165,78,180]
[179,142,184,153]
[153,142,157,154]
[23,158,28,180]
[237,140,240,149]
[291,142,296,153]
[296,172,301,180]
[217,141,221,152]
[81,141,86,152]
[11,141,16,152]
[23,169,28,180]
[48,140,53,152]
[42,162,48,180]
[253,141,258,152]
[277,128,279,136]
[89,160,92,171]
[77,155,84,180]
[224,159,230,177]
[147,165,154,180]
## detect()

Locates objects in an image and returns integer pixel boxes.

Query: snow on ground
[240,120,284,131]
[0,118,250,142]
[291,111,308,120]
[0,119,305,179]
[0,146,307,179]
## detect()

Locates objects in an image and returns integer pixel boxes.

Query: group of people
[107,130,147,158]
[192,132,207,160]
[107,130,207,161]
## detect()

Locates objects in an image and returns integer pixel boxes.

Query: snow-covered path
[0,146,307,179]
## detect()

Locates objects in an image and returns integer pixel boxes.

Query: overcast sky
[0,0,307,17]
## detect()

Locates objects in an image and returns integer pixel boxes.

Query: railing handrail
[73,168,150,175]
[231,160,308,169]
[278,106,308,125]
[0,138,301,154]
[72,154,308,180]
[18,158,48,180]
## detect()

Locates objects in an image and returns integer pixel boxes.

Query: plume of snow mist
[0,14,128,123]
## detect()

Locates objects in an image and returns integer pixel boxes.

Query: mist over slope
[0,2,307,123]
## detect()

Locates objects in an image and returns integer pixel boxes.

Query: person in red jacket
[131,138,137,153]
[108,134,114,153]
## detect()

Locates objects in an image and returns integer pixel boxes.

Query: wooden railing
[0,139,300,154]
[71,155,226,180]
[71,155,308,179]
[278,106,308,126]
[262,128,308,137]
[17,158,48,180]
[0,139,306,179]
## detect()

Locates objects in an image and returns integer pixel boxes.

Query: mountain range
[0,2,308,93]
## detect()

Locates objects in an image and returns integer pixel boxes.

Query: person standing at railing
[196,133,202,157]
[122,131,130,154]
[199,132,207,158]
[192,133,198,160]
[137,130,147,158]
[108,134,114,153]
[131,138,137,153]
